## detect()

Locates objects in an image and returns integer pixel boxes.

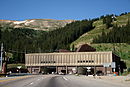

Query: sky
[0,0,130,20]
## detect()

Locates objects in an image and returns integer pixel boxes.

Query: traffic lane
[30,75,129,87]
[1,75,128,87]
[25,75,59,87]
[38,75,86,87]
[23,75,72,87]
[44,76,70,87]
[0,75,52,87]
[64,75,129,87]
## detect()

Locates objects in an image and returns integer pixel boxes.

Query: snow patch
[13,21,26,24]
[13,20,35,25]
[25,20,35,25]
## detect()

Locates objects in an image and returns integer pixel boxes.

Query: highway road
[0,75,129,87]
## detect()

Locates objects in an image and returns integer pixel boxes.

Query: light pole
[0,43,3,73]
[17,66,22,73]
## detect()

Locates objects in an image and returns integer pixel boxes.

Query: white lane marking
[41,77,47,79]
[29,82,34,85]
[37,79,40,81]
[63,77,68,81]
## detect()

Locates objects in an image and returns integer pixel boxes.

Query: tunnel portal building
[25,51,120,75]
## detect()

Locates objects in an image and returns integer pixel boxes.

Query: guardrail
[0,73,6,77]
[7,73,32,77]
[0,73,32,77]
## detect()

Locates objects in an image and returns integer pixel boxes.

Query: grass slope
[71,13,130,47]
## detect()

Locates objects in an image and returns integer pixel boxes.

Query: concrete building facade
[25,51,120,75]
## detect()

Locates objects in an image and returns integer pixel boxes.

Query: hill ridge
[0,19,74,31]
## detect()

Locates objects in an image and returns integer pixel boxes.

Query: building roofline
[25,51,112,55]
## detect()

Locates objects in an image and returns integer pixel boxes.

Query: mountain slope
[0,19,74,31]
[71,13,130,48]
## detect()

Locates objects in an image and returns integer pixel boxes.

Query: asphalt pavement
[0,75,129,87]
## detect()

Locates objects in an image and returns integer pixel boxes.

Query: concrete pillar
[30,66,32,73]
[76,66,78,74]
[39,66,41,73]
[66,66,68,74]
[56,66,58,74]
[105,67,107,75]
[94,66,96,75]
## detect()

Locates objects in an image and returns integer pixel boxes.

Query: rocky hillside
[0,19,74,31]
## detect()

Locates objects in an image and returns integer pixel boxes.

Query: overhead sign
[86,67,91,70]
[111,62,116,68]
[17,66,22,69]
[103,63,111,67]
[87,70,91,72]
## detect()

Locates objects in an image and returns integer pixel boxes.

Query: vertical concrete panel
[27,55,28,65]
[60,54,62,64]
[74,54,78,64]
[79,54,81,65]
[90,53,92,65]
[67,54,69,64]
[107,54,109,63]
[102,54,104,63]
[104,54,107,63]
[99,54,101,64]
[83,53,86,65]
[100,53,103,64]
[88,54,90,65]
[29,55,30,65]
[70,54,72,64]
[97,53,99,64]
[86,53,88,65]
[53,54,55,63]
[55,54,57,65]
[26,55,29,65]
[73,54,75,64]
[37,55,39,65]
[29,55,31,65]
[31,56,33,65]
[32,55,34,65]
[46,54,48,64]
[94,53,96,65]
[110,52,113,62]
[52,54,54,63]
[35,55,37,65]
[43,55,46,65]
[39,55,42,65]
[71,54,72,64]
[62,54,64,64]
[33,55,35,65]
[86,54,88,64]
[64,54,66,64]
[68,54,70,64]
[57,55,59,65]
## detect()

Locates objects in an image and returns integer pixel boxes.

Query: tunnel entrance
[61,70,66,74]
[41,66,56,74]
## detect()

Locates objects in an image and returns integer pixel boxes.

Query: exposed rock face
[0,19,74,31]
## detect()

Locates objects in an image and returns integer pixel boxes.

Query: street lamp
[17,66,22,73]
